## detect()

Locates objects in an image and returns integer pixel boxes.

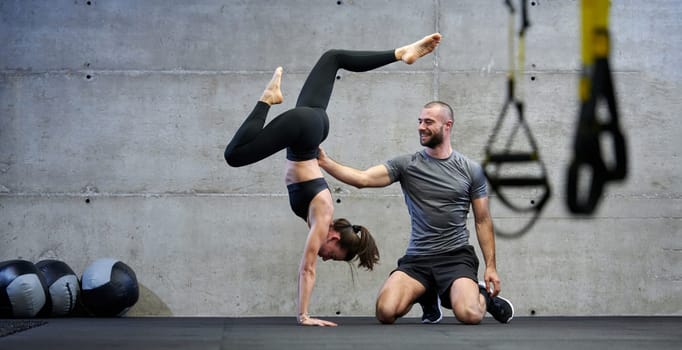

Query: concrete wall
[1,0,680,317]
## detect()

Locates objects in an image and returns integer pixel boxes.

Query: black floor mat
[0,320,48,338]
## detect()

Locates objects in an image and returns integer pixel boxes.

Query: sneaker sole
[421,314,443,324]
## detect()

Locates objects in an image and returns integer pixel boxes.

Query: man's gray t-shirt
[384,149,488,256]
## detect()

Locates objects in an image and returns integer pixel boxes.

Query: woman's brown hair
[333,218,379,270]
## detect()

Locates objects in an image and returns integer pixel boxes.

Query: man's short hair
[423,101,454,122]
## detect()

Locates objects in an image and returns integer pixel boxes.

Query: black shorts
[393,245,479,309]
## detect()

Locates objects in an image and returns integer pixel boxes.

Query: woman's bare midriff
[285,159,325,186]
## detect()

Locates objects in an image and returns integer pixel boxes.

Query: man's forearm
[476,218,497,270]
[319,154,364,188]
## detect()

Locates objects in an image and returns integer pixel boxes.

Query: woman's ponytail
[334,218,380,270]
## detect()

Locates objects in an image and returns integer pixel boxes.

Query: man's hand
[317,147,329,168]
[483,267,501,297]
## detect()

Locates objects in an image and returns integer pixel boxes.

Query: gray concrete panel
[0,71,435,194]
[1,0,438,72]
[1,194,679,316]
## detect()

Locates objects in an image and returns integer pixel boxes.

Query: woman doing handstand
[224,33,442,326]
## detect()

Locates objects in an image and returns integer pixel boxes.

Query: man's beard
[420,128,444,148]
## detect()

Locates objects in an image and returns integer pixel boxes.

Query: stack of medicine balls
[0,258,139,318]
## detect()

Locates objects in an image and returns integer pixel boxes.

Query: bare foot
[396,33,442,64]
[260,67,283,105]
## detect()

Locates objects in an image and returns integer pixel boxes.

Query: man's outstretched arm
[318,147,392,188]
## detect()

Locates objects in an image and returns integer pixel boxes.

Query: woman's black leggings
[224,49,397,167]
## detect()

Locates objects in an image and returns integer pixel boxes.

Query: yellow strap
[518,31,526,101]
[580,0,610,101]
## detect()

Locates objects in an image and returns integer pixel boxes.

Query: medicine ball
[80,258,139,317]
[36,259,80,316]
[0,259,50,318]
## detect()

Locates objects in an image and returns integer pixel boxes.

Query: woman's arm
[297,191,337,327]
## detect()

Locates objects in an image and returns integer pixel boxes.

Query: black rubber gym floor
[1,316,680,349]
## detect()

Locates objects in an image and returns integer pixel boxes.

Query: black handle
[483,0,548,236]
[566,35,627,214]
[592,56,627,181]
[566,156,606,214]
[486,152,538,163]
[484,164,552,213]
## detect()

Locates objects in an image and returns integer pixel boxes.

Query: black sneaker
[420,295,443,324]
[479,281,514,323]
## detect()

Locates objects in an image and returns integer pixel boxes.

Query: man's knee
[453,303,484,325]
[449,277,485,324]
[375,297,398,324]
[374,271,424,324]
[375,308,397,324]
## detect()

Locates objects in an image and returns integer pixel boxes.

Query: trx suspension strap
[567,0,627,214]
[483,0,551,237]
